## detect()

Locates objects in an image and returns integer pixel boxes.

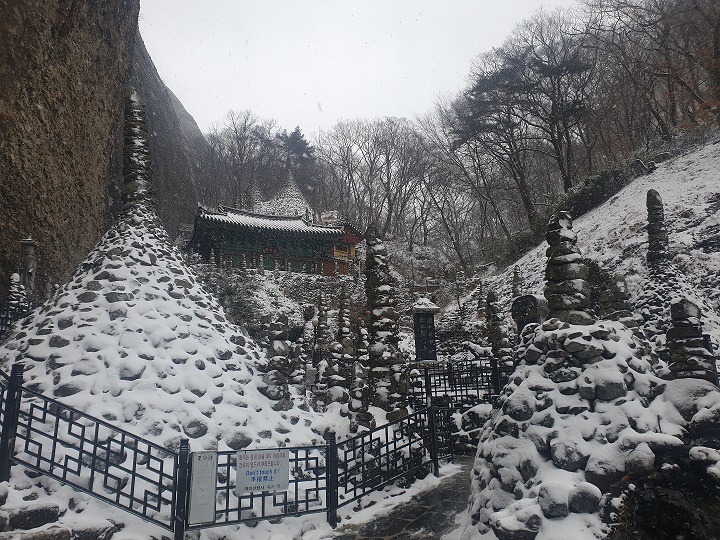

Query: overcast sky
[139,0,579,137]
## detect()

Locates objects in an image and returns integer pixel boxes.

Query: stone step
[0,504,60,532]
[0,523,117,540]
[0,503,116,540]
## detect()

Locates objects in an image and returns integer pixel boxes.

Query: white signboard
[235,449,290,494]
[188,451,217,525]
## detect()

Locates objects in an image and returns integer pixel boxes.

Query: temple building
[186,179,362,275]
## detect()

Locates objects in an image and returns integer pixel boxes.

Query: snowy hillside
[448,138,720,540]
[485,140,720,344]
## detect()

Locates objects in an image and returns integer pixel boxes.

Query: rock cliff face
[0,0,141,301]
[107,34,209,242]
[1,2,212,304]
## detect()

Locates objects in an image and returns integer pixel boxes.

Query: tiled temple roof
[199,206,345,237]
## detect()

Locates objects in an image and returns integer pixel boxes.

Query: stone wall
[0,0,141,300]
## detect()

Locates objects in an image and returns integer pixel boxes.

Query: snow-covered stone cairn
[364,224,407,420]
[544,211,594,325]
[332,286,355,392]
[666,298,717,383]
[300,302,316,403]
[258,313,302,410]
[463,207,720,540]
[646,188,669,266]
[486,289,514,367]
[512,265,523,298]
[0,92,318,455]
[6,273,28,312]
[476,280,486,319]
[1,272,30,337]
[349,317,375,433]
[636,189,675,350]
[310,292,332,411]
[597,273,635,326]
[325,291,350,405]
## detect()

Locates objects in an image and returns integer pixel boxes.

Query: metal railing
[0,362,453,538]
[0,302,28,336]
[407,360,514,410]
[187,443,330,531]
[336,406,451,511]
[0,364,177,530]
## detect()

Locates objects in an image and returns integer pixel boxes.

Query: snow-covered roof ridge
[201,205,344,236]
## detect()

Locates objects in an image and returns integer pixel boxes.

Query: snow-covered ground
[1,132,718,539]
[484,139,720,345]
[444,138,720,540]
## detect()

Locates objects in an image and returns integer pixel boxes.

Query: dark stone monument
[413,297,439,361]
[646,189,669,265]
[511,294,548,334]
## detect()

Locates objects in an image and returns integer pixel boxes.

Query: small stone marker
[188,451,218,525]
[235,449,290,494]
[413,297,439,361]
[511,294,547,333]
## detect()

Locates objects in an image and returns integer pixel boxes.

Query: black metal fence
[407,360,514,410]
[187,443,330,532]
[0,364,177,530]
[336,406,452,510]
[0,302,28,337]
[0,363,452,538]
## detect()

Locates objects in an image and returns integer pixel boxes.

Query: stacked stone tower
[364,224,407,420]
[636,189,676,352]
[666,298,717,383]
[646,189,669,266]
[486,290,514,367]
[544,212,594,325]
[512,265,523,298]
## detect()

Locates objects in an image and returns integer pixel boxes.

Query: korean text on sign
[235,449,290,494]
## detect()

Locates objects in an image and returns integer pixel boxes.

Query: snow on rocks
[0,204,319,452]
[483,140,720,350]
[0,93,319,453]
[544,212,594,326]
[463,315,720,539]
[666,297,717,382]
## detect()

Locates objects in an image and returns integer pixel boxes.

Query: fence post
[0,363,24,482]
[490,358,501,396]
[324,431,338,528]
[427,403,440,477]
[424,367,432,406]
[174,439,190,540]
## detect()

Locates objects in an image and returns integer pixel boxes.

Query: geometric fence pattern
[192,445,329,530]
[0,363,457,538]
[15,385,178,529]
[0,302,28,337]
[407,360,513,410]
